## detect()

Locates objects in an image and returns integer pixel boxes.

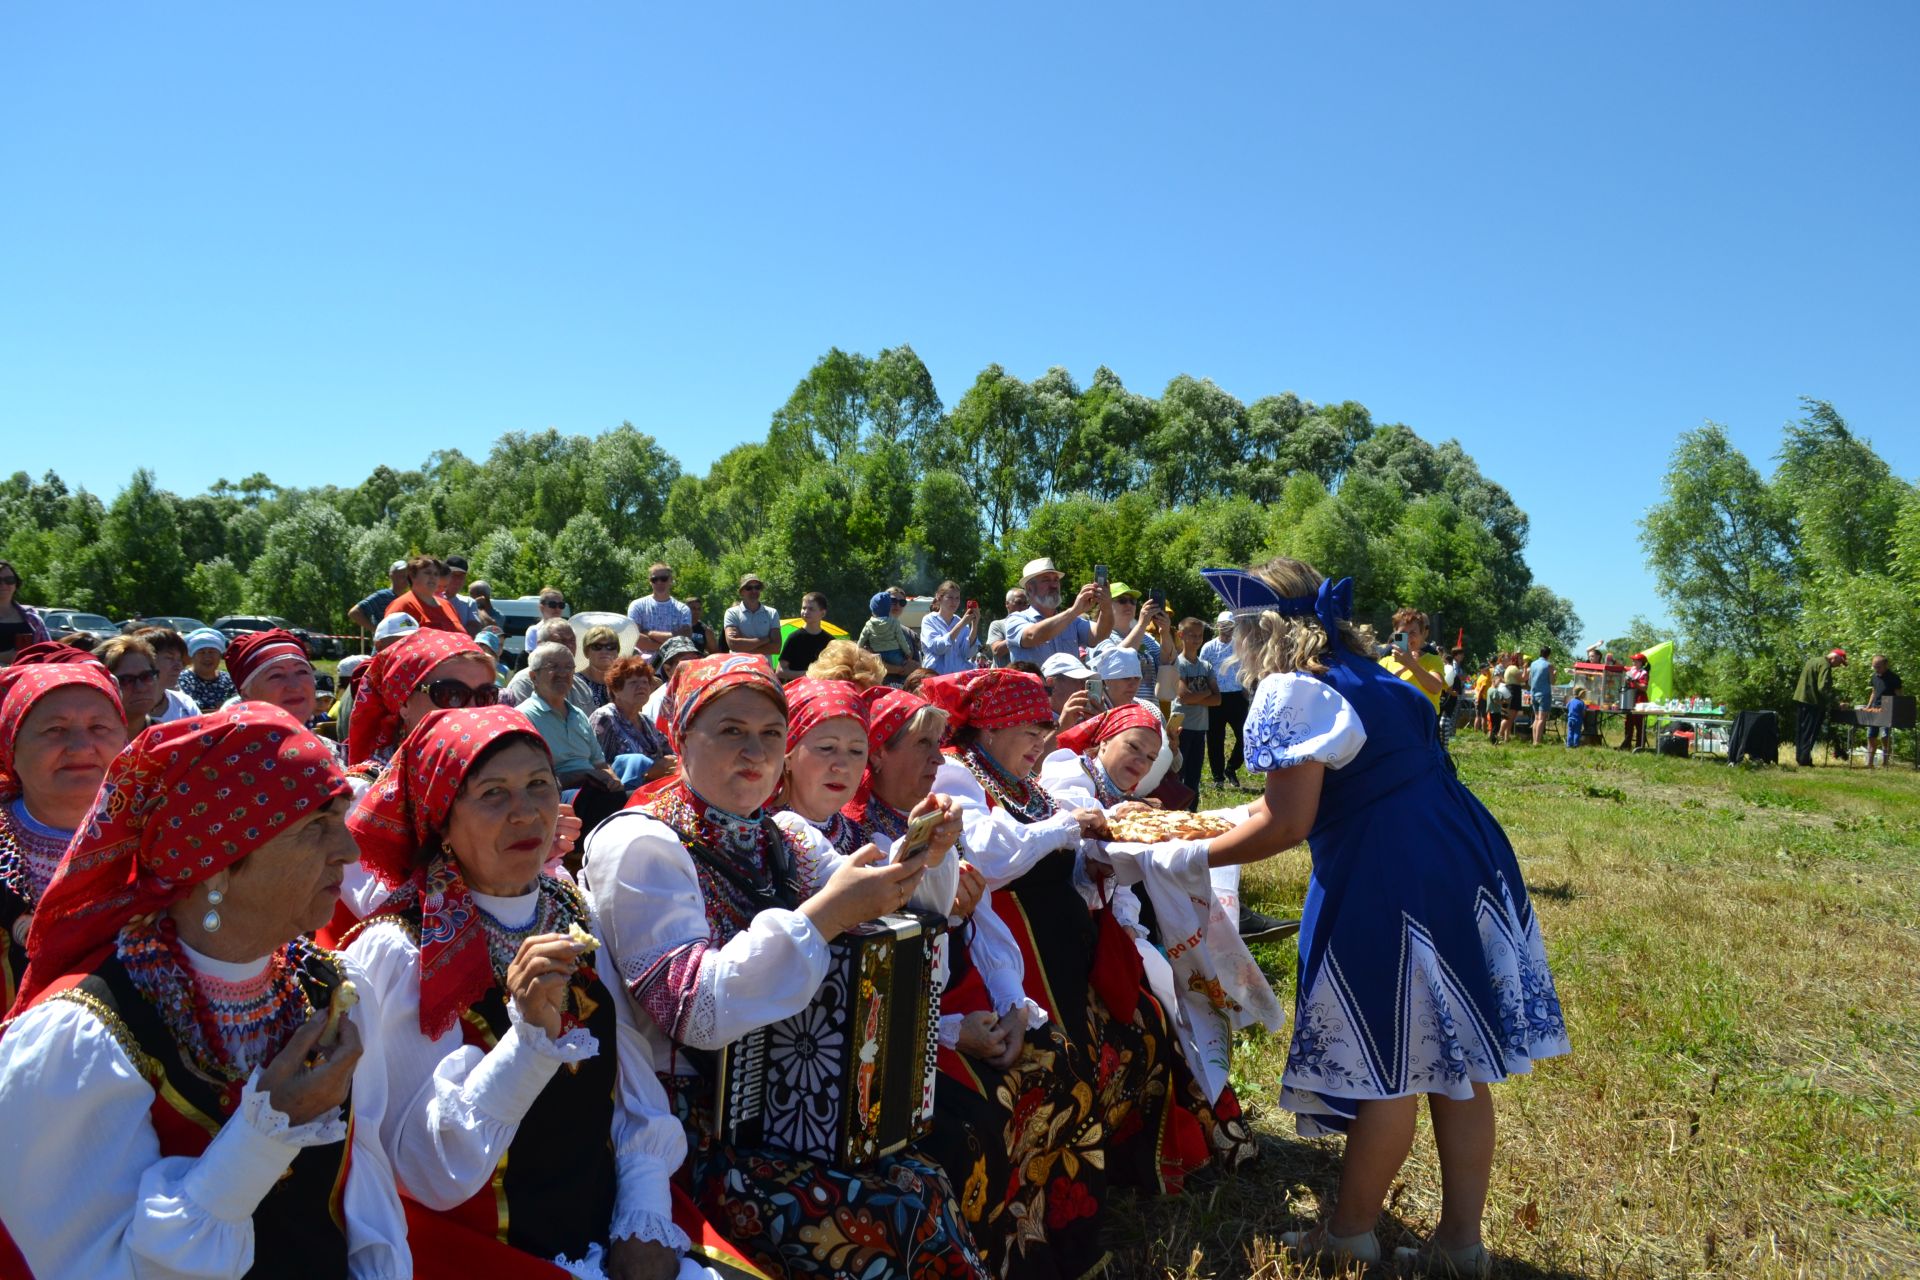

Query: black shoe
[1238,908,1299,944]
[1226,771,1244,789]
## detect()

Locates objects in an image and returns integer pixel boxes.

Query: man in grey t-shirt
[723,573,781,657]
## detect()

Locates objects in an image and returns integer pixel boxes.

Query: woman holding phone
[581,655,983,1279]
[919,582,980,676]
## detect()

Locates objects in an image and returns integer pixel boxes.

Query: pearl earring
[202,887,224,934]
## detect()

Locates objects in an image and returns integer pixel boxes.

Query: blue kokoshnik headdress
[1200,568,1354,639]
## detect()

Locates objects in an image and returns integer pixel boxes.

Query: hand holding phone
[894,808,942,864]
[1093,564,1110,591]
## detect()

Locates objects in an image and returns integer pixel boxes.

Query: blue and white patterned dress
[1242,645,1569,1137]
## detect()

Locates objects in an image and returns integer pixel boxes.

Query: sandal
[1393,1240,1491,1277]
[1281,1226,1381,1266]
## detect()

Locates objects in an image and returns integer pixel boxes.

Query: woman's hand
[1057,692,1094,731]
[606,1236,681,1280]
[547,803,583,865]
[262,1009,362,1127]
[951,861,986,919]
[988,1004,1029,1069]
[954,1010,1009,1062]
[905,793,962,870]
[1071,807,1112,840]
[799,843,927,940]
[505,933,591,1040]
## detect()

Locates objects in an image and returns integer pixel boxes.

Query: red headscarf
[346,629,489,767]
[224,628,312,695]
[658,654,786,757]
[347,706,552,1036]
[15,704,349,1013]
[0,643,124,801]
[782,678,868,752]
[1055,703,1163,757]
[921,669,1053,741]
[846,686,937,816]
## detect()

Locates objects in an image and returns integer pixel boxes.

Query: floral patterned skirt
[666,1076,988,1280]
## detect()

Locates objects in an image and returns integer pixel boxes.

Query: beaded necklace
[646,783,810,944]
[473,879,584,989]
[117,915,317,1084]
[956,745,1057,824]
[1086,757,1129,807]
[0,801,73,908]
[852,793,911,844]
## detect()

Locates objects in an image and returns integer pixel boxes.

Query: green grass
[1107,739,1920,1278]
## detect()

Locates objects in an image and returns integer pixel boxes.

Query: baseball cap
[1041,652,1093,680]
[374,613,420,642]
[390,559,409,574]
[444,555,469,572]
[1215,611,1234,629]
[1830,648,1848,663]
[336,654,370,681]
[1108,581,1137,600]
[1091,647,1142,680]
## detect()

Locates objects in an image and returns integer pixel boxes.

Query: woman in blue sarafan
[1195,557,1569,1278]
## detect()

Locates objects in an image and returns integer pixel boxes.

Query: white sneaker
[1281,1226,1381,1266]
[1393,1241,1492,1277]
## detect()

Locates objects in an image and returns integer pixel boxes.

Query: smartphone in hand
[1149,587,1166,609]
[894,808,942,865]
[1093,564,1110,591]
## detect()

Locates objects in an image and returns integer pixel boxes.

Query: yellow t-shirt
[1381,652,1446,711]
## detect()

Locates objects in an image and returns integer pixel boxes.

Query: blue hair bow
[1199,568,1354,637]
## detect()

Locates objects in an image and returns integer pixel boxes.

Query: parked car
[42,610,119,641]
[211,615,339,661]
[123,615,208,635]
[490,596,544,669]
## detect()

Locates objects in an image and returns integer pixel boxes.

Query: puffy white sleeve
[346,922,592,1212]
[1240,672,1367,772]
[847,817,963,919]
[967,896,1048,1028]
[582,810,828,1052]
[0,990,408,1280]
[1036,749,1101,811]
[935,761,1084,890]
[607,950,693,1251]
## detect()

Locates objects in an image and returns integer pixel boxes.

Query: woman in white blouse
[581,654,987,1280]
[0,705,409,1280]
[343,705,694,1280]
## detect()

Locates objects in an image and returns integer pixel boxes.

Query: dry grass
[1104,740,1920,1279]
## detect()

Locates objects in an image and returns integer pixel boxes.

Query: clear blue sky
[4,3,1915,642]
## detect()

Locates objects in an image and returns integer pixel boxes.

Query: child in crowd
[1565,684,1588,748]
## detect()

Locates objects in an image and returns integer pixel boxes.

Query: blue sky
[4,3,1915,642]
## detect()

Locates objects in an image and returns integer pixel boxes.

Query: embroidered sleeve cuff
[182,1074,344,1221]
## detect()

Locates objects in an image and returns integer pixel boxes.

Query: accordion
[715,911,946,1167]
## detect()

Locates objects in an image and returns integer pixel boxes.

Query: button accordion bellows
[715,911,946,1166]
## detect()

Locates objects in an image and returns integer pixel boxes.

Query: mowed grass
[1108,738,1920,1279]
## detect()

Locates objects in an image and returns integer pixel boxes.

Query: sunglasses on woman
[420,679,501,710]
[587,642,619,653]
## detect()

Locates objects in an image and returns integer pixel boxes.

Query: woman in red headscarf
[345,628,498,774]
[1037,705,1271,1171]
[581,655,987,1280]
[922,669,1213,1277]
[0,642,127,1006]
[344,707,702,1280]
[0,704,410,1279]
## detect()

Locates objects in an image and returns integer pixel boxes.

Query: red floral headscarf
[658,654,786,757]
[782,678,868,753]
[0,643,124,801]
[347,706,553,1036]
[846,686,939,815]
[346,628,489,767]
[921,669,1053,742]
[225,628,312,695]
[1055,703,1163,757]
[15,704,349,1013]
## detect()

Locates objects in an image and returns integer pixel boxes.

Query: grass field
[1109,737,1920,1279]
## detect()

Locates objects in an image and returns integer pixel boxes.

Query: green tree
[100,469,192,616]
[244,505,358,630]
[187,556,245,620]
[588,424,680,546]
[550,513,638,612]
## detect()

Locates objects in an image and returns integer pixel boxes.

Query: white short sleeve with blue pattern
[1242,672,1367,772]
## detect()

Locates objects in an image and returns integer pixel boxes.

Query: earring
[202,887,223,934]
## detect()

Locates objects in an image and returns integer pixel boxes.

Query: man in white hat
[1005,557,1114,666]
[372,611,420,652]
[723,573,781,657]
[1199,611,1248,788]
[1089,644,1162,723]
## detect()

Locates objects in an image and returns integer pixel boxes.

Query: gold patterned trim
[336,912,420,949]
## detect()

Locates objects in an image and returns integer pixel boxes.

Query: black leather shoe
[1238,908,1299,944]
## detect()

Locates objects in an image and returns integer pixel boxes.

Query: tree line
[1636,397,1918,714]
[2,345,1580,652]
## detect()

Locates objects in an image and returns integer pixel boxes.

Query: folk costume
[1036,704,1272,1170]
[920,670,1211,1280]
[582,655,985,1280]
[0,642,124,1007]
[0,705,410,1279]
[344,706,700,1279]
[1202,570,1569,1137]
